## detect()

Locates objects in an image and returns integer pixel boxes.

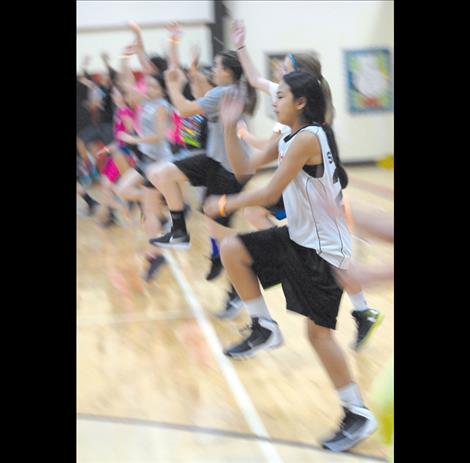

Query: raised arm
[100,52,118,85]
[118,51,144,105]
[231,20,273,95]
[220,91,279,182]
[165,67,205,116]
[79,55,93,81]
[129,20,159,75]
[166,22,182,69]
[187,45,213,99]
[204,132,320,218]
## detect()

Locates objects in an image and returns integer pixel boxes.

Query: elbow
[263,188,280,206]
[246,76,258,88]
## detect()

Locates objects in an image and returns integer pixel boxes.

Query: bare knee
[147,162,172,186]
[220,236,251,265]
[219,236,243,259]
[306,319,332,346]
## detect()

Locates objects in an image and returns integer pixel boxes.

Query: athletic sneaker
[214,289,243,319]
[224,317,284,359]
[143,255,166,282]
[149,230,191,250]
[321,404,377,452]
[351,308,384,351]
[87,198,100,216]
[206,255,223,281]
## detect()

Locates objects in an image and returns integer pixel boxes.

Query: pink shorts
[102,157,120,183]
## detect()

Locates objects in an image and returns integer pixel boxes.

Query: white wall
[77,0,213,73]
[225,0,394,162]
[77,1,213,29]
[77,26,213,74]
[76,0,393,161]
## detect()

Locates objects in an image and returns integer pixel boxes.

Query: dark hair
[283,71,348,189]
[218,50,257,116]
[149,55,168,74]
[149,73,172,105]
[201,64,216,87]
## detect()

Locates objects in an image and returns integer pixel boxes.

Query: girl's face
[145,75,162,99]
[273,80,304,126]
[212,55,232,86]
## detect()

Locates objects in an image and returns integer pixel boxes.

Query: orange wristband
[218,195,227,217]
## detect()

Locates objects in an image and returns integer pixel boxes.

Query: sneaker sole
[323,417,378,452]
[225,334,284,360]
[353,312,385,351]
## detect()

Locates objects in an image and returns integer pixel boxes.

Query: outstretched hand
[128,20,144,48]
[231,19,246,49]
[164,66,188,87]
[166,21,182,41]
[128,20,141,34]
[189,44,201,71]
[220,90,245,126]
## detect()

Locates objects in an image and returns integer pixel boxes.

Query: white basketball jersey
[278,125,352,269]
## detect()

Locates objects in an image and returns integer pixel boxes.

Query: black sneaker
[183,203,191,217]
[87,198,100,216]
[159,215,170,228]
[214,290,243,319]
[321,405,377,452]
[224,317,284,359]
[206,255,223,281]
[143,255,166,282]
[149,230,191,250]
[351,308,384,351]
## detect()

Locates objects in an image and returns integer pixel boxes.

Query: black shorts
[173,154,246,226]
[238,226,343,329]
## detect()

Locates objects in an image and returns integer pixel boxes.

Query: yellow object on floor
[370,356,394,462]
[377,154,394,169]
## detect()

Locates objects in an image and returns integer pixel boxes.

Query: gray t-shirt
[138,97,172,162]
[196,84,251,173]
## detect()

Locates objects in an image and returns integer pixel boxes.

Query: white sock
[348,291,368,312]
[244,296,273,321]
[337,383,364,408]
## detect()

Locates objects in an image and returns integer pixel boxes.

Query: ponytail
[241,76,257,116]
[318,76,335,126]
[322,123,348,189]
[219,49,258,116]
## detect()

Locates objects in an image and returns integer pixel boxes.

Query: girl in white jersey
[225,19,382,350]
[204,71,377,453]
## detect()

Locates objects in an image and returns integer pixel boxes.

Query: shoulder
[287,129,321,160]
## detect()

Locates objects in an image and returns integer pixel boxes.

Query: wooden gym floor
[77,165,393,462]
